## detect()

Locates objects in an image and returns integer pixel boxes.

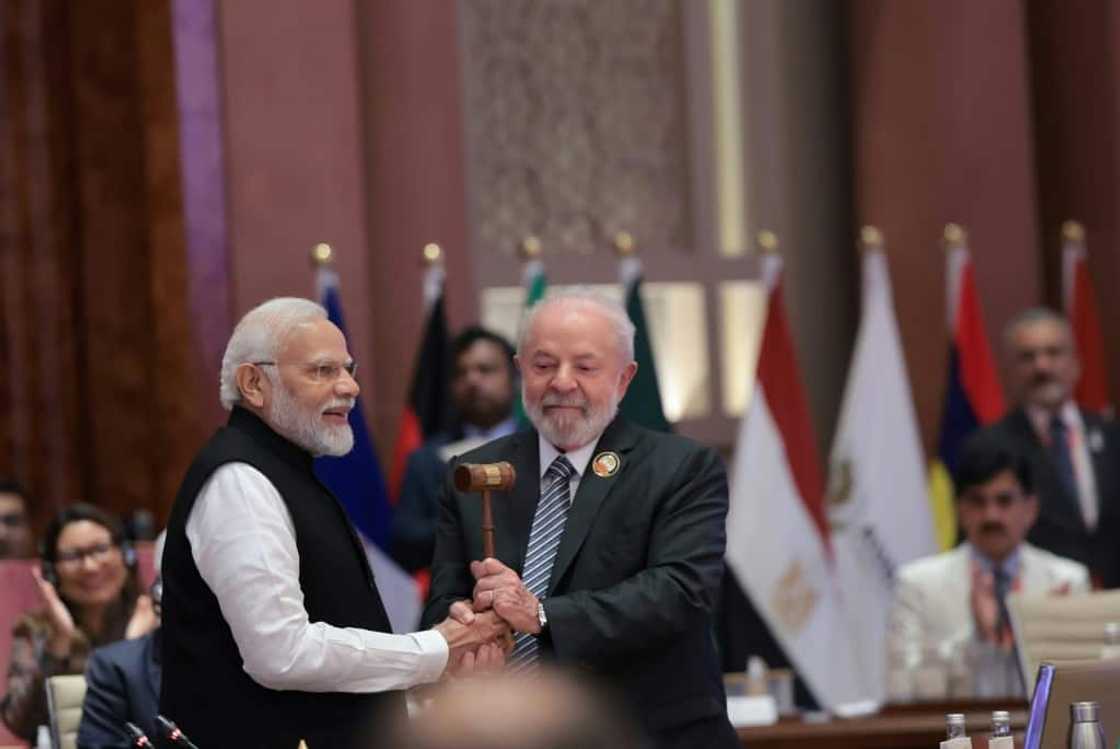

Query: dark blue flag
[313,275,393,550]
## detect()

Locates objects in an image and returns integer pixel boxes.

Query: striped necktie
[510,454,575,667]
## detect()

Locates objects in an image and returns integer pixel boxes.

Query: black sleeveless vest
[160,407,403,748]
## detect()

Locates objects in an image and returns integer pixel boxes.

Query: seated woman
[0,504,156,740]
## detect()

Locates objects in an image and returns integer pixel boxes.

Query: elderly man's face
[452,339,514,430]
[259,318,360,456]
[0,492,31,559]
[957,469,1038,563]
[1007,318,1079,412]
[518,302,636,451]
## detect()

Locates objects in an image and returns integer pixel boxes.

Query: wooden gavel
[454,461,516,558]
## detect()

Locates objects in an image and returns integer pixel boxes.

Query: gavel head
[454,462,516,492]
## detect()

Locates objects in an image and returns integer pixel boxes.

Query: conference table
[737,700,1029,748]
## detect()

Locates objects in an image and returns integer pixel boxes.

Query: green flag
[515,259,547,427]
[618,257,671,432]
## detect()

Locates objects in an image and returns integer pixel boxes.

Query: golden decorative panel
[460,0,692,257]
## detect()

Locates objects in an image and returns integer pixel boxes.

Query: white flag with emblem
[828,242,937,701]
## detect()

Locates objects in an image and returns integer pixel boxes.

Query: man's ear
[1024,493,1040,527]
[235,363,269,409]
[617,360,638,396]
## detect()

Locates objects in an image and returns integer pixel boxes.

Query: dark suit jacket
[391,442,450,572]
[422,417,734,745]
[988,408,1120,588]
[77,631,161,749]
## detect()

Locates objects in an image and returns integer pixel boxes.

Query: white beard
[524,386,619,451]
[268,382,355,457]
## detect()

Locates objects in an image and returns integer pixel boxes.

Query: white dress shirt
[1027,401,1100,530]
[537,437,599,497]
[186,462,448,693]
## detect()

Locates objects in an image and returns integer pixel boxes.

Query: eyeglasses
[0,512,27,529]
[55,542,119,569]
[252,360,358,384]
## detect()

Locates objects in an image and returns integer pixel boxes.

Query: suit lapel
[1083,411,1114,523]
[495,431,541,573]
[1008,408,1086,534]
[548,418,641,593]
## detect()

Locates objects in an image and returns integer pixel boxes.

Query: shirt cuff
[413,628,450,685]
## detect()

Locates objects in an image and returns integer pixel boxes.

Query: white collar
[538,434,600,483]
[1025,400,1083,440]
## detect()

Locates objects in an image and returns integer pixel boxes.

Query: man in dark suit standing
[392,327,518,572]
[988,308,1120,588]
[422,290,738,749]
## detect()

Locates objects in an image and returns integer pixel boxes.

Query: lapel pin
[592,451,621,478]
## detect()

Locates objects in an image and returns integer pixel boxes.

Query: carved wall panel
[460,0,692,259]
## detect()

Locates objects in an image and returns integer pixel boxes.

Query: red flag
[1062,222,1111,413]
[388,264,450,501]
[754,263,828,545]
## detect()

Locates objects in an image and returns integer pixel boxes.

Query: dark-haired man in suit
[392,327,517,572]
[423,291,737,749]
[988,308,1120,588]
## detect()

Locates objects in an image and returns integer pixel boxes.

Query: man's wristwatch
[537,600,548,632]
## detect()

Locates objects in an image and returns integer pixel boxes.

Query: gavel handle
[481,489,495,558]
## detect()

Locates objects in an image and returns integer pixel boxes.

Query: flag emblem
[591,451,621,478]
[770,559,818,635]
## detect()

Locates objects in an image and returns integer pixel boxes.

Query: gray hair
[219,298,327,410]
[518,288,635,363]
[1002,307,1073,350]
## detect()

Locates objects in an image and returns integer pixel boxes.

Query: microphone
[124,722,153,747]
[156,715,200,749]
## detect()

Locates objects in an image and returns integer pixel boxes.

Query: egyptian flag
[388,262,451,501]
[1062,221,1112,414]
[928,228,1004,549]
[725,249,863,709]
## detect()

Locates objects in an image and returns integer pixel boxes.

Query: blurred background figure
[990,308,1120,588]
[387,668,641,749]
[0,481,33,560]
[77,531,165,749]
[392,326,517,572]
[887,431,1088,700]
[0,504,156,741]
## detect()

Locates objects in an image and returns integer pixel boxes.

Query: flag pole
[943,222,967,250]
[859,225,884,253]
[1062,219,1085,245]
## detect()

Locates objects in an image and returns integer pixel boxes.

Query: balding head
[389,669,640,749]
[517,290,637,450]
[1003,307,1079,412]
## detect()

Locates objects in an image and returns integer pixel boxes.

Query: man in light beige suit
[887,431,1088,699]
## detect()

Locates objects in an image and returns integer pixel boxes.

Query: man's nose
[551,365,577,392]
[336,370,360,398]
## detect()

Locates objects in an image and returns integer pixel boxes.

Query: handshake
[432,558,541,676]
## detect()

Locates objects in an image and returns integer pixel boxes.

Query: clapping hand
[969,561,1013,651]
[125,594,158,639]
[31,565,76,657]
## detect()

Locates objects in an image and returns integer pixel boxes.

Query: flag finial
[943,223,967,248]
[311,243,333,266]
[422,243,442,266]
[1062,220,1085,244]
[859,225,884,252]
[613,231,636,256]
[756,229,779,254]
[519,235,542,260]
